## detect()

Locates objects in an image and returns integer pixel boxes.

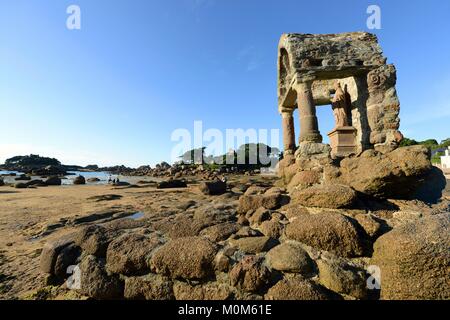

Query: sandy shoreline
[0,183,184,298]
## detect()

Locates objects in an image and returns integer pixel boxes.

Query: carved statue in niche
[344,84,352,126]
[331,82,351,128]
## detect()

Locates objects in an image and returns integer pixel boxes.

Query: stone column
[281,110,296,154]
[297,81,322,143]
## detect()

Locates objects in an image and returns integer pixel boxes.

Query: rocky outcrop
[14,182,28,189]
[265,242,314,274]
[124,274,174,300]
[73,176,86,185]
[247,207,271,226]
[106,233,162,276]
[199,222,240,242]
[44,176,62,186]
[40,235,78,280]
[291,184,358,209]
[339,146,437,200]
[13,179,48,188]
[27,179,47,187]
[198,180,227,195]
[371,214,450,300]
[284,212,369,258]
[229,256,271,293]
[52,243,81,280]
[15,174,31,181]
[157,179,187,189]
[287,169,321,192]
[30,150,448,302]
[149,237,218,280]
[354,213,387,239]
[316,254,367,299]
[33,165,67,176]
[74,225,119,257]
[412,166,447,204]
[229,236,279,254]
[265,277,332,300]
[78,255,123,299]
[173,281,234,300]
[259,220,283,238]
[238,192,285,213]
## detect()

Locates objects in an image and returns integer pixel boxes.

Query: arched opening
[279,48,291,99]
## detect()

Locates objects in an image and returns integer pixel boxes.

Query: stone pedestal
[328,126,357,157]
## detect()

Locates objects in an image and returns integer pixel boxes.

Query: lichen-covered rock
[74,224,119,257]
[265,242,314,274]
[149,237,218,280]
[265,277,332,300]
[244,185,267,195]
[278,157,299,185]
[295,142,331,160]
[238,193,283,213]
[229,256,271,293]
[247,207,271,226]
[354,213,386,239]
[40,235,75,275]
[214,251,231,272]
[316,255,367,299]
[390,210,423,227]
[233,226,263,238]
[287,170,321,192]
[264,187,284,195]
[78,255,124,300]
[340,146,438,200]
[153,215,211,239]
[173,281,234,300]
[193,206,236,224]
[259,220,283,238]
[371,214,450,300]
[124,274,174,300]
[53,243,81,280]
[284,212,368,258]
[291,184,358,209]
[284,204,310,220]
[199,222,240,242]
[229,236,279,254]
[106,233,162,276]
[198,180,227,195]
[237,214,249,226]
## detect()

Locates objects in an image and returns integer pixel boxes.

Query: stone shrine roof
[278,32,387,81]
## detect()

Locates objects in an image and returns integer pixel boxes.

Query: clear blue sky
[1,0,449,167]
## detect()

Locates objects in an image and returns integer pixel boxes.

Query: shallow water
[0,170,160,185]
[63,171,118,185]
[0,170,24,175]
[128,212,144,220]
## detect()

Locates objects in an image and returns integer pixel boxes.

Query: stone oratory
[278,32,402,158]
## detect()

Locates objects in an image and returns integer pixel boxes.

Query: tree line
[400,138,450,164]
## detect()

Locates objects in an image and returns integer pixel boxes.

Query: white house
[441,147,450,169]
